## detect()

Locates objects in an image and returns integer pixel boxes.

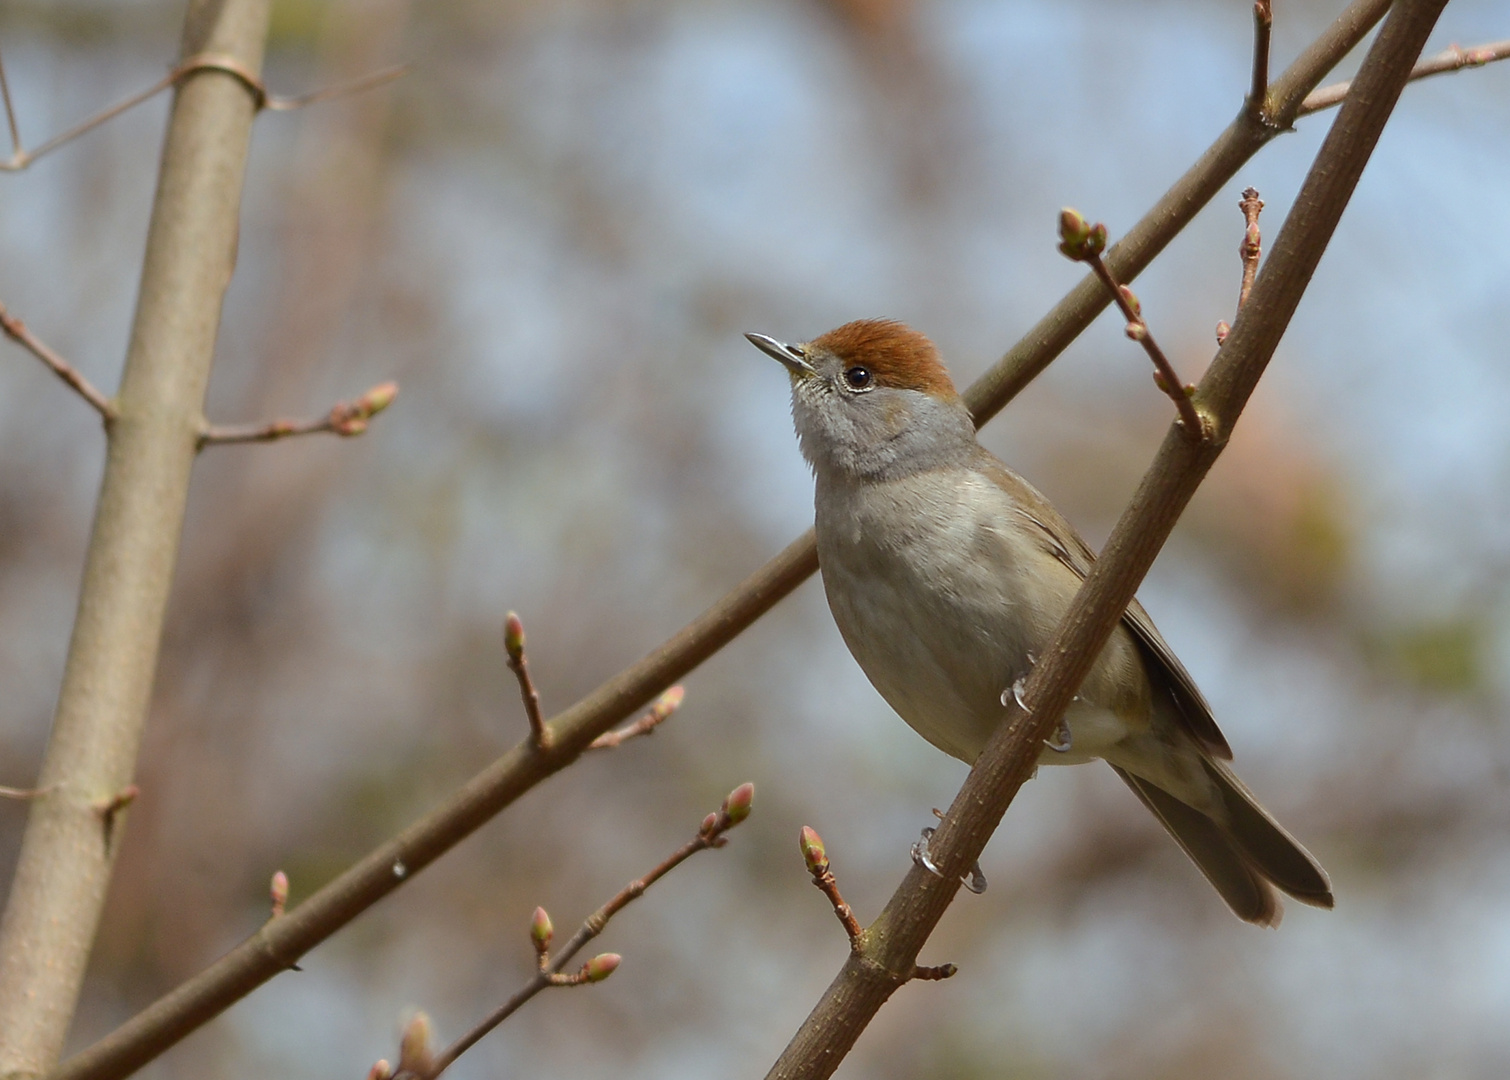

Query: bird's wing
[976,455,1233,760]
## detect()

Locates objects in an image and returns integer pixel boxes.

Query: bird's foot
[911,825,987,894]
[1042,715,1073,754]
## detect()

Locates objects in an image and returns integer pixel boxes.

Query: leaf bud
[585,953,621,982]
[530,906,553,952]
[799,826,829,874]
[722,782,755,825]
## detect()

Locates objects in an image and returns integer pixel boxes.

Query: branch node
[503,611,550,749]
[93,784,140,849]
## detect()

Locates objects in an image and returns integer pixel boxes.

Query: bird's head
[746,319,975,481]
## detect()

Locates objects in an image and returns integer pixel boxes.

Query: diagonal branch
[47,4,1404,1077]
[0,302,116,420]
[763,3,1449,1076]
[1300,37,1510,115]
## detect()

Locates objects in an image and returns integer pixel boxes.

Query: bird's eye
[843,365,873,391]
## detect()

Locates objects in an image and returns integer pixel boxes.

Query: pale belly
[814,471,1145,767]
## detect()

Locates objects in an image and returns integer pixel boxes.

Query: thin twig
[1248,0,1274,123]
[588,686,684,749]
[0,785,51,802]
[414,784,755,1080]
[0,47,407,172]
[48,4,1411,1075]
[0,301,115,420]
[1300,38,1510,116]
[0,47,21,160]
[1057,210,1207,438]
[503,613,550,749]
[197,381,396,448]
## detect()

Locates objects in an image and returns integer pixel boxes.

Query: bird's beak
[745,332,816,377]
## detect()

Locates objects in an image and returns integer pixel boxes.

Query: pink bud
[650,685,685,722]
[504,612,525,661]
[398,1012,433,1073]
[1086,222,1108,256]
[1117,284,1140,317]
[701,812,719,836]
[530,906,553,951]
[799,826,829,874]
[1215,320,1231,344]
[367,1061,393,1080]
[1058,207,1090,246]
[722,782,754,825]
[1125,322,1148,342]
[269,870,289,917]
[333,416,369,437]
[585,953,621,982]
[358,381,399,418]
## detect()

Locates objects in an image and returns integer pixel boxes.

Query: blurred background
[2,0,1509,1076]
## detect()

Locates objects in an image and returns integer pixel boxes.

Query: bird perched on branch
[747,318,1331,926]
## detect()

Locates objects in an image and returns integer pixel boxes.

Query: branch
[0,41,408,172]
[1300,38,1510,116]
[1248,0,1274,123]
[0,301,116,420]
[397,783,754,1080]
[48,4,1401,1077]
[1056,211,1207,438]
[197,381,397,448]
[764,3,1449,1075]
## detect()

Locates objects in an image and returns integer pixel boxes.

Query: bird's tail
[1111,762,1333,927]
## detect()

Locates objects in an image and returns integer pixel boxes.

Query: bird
[746,318,1332,926]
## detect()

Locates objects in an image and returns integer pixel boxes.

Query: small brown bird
[748,318,1332,925]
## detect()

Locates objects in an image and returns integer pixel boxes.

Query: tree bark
[0,3,271,1075]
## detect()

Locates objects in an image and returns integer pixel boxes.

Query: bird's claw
[911,826,988,894]
[1043,715,1073,754]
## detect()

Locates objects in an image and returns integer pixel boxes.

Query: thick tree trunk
[0,2,270,1074]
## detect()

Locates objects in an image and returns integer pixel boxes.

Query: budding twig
[1300,38,1510,116]
[198,381,397,448]
[502,612,549,749]
[0,301,116,420]
[1057,209,1207,439]
[1248,0,1274,124]
[798,827,862,946]
[0,42,408,172]
[588,685,684,750]
[401,783,755,1080]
